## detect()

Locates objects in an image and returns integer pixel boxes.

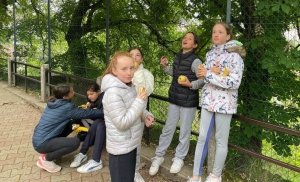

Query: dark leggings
[35,121,80,161]
[109,148,137,182]
[80,119,106,162]
[35,137,80,161]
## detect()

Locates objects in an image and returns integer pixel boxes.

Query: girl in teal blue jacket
[32,84,103,173]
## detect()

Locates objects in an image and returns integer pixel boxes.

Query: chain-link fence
[4,0,300,181]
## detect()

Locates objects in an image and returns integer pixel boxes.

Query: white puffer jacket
[101,74,152,155]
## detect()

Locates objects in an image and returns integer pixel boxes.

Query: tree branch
[30,0,44,16]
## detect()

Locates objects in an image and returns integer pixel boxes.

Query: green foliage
[3,0,300,180]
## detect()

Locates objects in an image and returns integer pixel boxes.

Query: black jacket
[87,92,105,120]
[168,50,199,107]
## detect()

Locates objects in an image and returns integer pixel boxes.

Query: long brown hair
[214,21,234,41]
[101,51,132,78]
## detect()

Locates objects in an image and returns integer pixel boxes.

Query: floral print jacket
[201,40,244,114]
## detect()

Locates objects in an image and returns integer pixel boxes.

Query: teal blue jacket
[32,99,103,149]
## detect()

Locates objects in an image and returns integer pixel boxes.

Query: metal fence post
[7,59,12,87]
[7,59,15,87]
[41,64,49,102]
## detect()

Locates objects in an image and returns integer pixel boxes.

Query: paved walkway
[0,81,195,182]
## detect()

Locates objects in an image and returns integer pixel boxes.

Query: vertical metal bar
[13,0,16,62]
[46,69,50,98]
[105,0,110,67]
[12,61,15,86]
[48,0,52,92]
[13,0,17,82]
[66,76,70,83]
[25,65,28,93]
[226,0,232,23]
[145,97,150,145]
[8,59,12,87]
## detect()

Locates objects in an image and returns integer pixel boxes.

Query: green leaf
[292,1,299,7]
[271,4,280,11]
[268,65,275,73]
[251,41,257,49]
[281,4,291,14]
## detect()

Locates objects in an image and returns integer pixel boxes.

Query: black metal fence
[1,59,300,181]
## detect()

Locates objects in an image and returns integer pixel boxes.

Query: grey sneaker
[170,157,184,173]
[204,173,222,182]
[77,159,103,173]
[70,153,87,168]
[187,177,202,182]
[149,156,164,175]
[134,172,145,182]
[36,157,61,173]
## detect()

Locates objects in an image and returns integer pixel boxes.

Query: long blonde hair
[101,51,132,78]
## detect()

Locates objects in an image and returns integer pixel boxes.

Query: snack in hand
[221,67,229,77]
[178,75,187,82]
[140,87,146,94]
[198,64,205,79]
[72,124,88,133]
[134,61,139,69]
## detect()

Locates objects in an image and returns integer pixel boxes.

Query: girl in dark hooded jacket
[32,83,103,173]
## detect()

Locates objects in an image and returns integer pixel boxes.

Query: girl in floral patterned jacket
[189,22,245,182]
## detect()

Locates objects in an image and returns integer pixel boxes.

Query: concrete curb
[141,145,194,181]
[0,84,46,112]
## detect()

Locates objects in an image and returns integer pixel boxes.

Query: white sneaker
[204,173,222,182]
[70,153,87,168]
[187,177,202,182]
[36,157,61,173]
[149,156,164,175]
[77,160,103,173]
[134,172,145,182]
[170,157,184,173]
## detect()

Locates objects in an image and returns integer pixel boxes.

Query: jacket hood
[47,99,69,109]
[211,40,246,58]
[211,40,239,50]
[101,74,133,93]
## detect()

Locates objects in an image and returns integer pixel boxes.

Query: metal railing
[3,60,300,178]
[148,94,300,174]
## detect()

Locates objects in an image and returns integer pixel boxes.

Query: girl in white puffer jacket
[101,51,154,182]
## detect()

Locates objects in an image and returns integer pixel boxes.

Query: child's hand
[137,90,147,101]
[211,66,220,75]
[145,115,154,127]
[197,66,207,79]
[160,56,168,69]
[178,77,192,88]
[86,102,91,108]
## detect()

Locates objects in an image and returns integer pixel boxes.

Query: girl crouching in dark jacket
[32,83,103,173]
